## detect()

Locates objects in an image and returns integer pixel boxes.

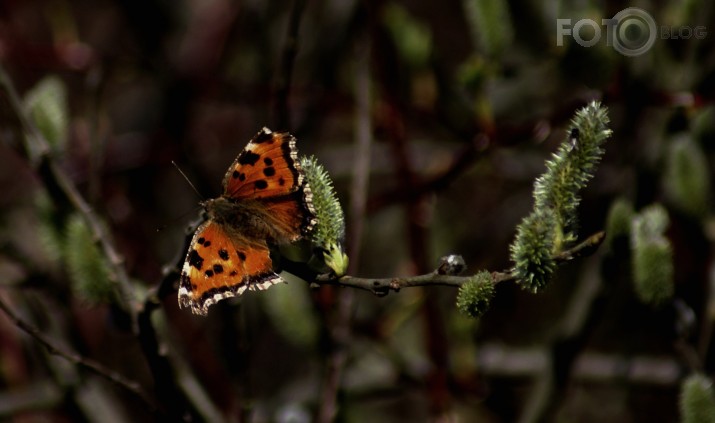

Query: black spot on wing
[237,251,246,261]
[213,264,224,274]
[230,270,238,276]
[255,180,268,190]
[255,130,274,144]
[205,269,214,278]
[188,250,204,270]
[204,240,211,247]
[278,177,285,186]
[263,167,275,177]
[180,271,192,291]
[197,237,205,245]
[219,249,229,260]
[264,157,273,166]
[238,150,261,166]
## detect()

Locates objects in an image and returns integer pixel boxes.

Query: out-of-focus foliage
[630,204,674,306]
[64,213,115,305]
[0,0,713,422]
[24,76,69,152]
[664,134,711,218]
[604,197,634,249]
[680,374,715,423]
[383,3,433,68]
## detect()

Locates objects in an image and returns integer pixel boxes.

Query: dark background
[0,0,714,422]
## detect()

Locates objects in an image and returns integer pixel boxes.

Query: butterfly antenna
[172,161,205,201]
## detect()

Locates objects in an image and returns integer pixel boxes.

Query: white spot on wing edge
[249,275,284,291]
[178,286,189,298]
[301,183,318,232]
[194,290,233,316]
[184,283,253,316]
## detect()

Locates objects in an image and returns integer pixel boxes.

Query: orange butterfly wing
[223,128,302,199]
[178,221,281,315]
[178,127,317,315]
[221,127,316,237]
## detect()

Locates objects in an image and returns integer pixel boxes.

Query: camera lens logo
[609,8,657,56]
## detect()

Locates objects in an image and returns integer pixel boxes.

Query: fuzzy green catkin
[692,106,715,139]
[631,204,674,306]
[462,0,514,58]
[604,197,634,249]
[382,3,432,68]
[65,214,115,305]
[635,204,670,235]
[24,75,68,151]
[510,208,558,293]
[632,240,674,305]
[534,101,612,243]
[509,102,611,293]
[456,271,495,318]
[664,135,710,219]
[680,374,715,423]
[35,191,64,265]
[300,156,348,275]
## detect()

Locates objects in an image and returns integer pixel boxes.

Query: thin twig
[139,223,201,422]
[0,294,159,412]
[274,0,307,130]
[347,36,372,272]
[314,231,606,295]
[0,67,139,333]
[317,35,372,423]
[518,248,604,423]
[367,140,484,214]
[698,270,715,363]
[476,343,682,386]
[366,99,595,215]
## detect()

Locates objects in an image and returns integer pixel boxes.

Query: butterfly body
[203,197,294,244]
[178,128,316,315]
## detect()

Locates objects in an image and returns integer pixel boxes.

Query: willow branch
[274,0,307,130]
[0,67,139,333]
[317,36,372,423]
[135,223,203,421]
[0,295,159,412]
[314,231,605,295]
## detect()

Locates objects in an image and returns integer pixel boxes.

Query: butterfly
[178,127,317,315]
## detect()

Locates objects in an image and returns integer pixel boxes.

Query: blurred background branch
[0,294,158,412]
[0,68,139,330]
[1,0,714,421]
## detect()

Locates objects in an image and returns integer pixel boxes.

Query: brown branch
[274,0,307,130]
[367,138,484,214]
[517,247,605,423]
[0,67,139,333]
[366,99,597,215]
[0,295,159,413]
[476,344,683,386]
[314,231,606,295]
[317,34,372,423]
[138,223,202,422]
